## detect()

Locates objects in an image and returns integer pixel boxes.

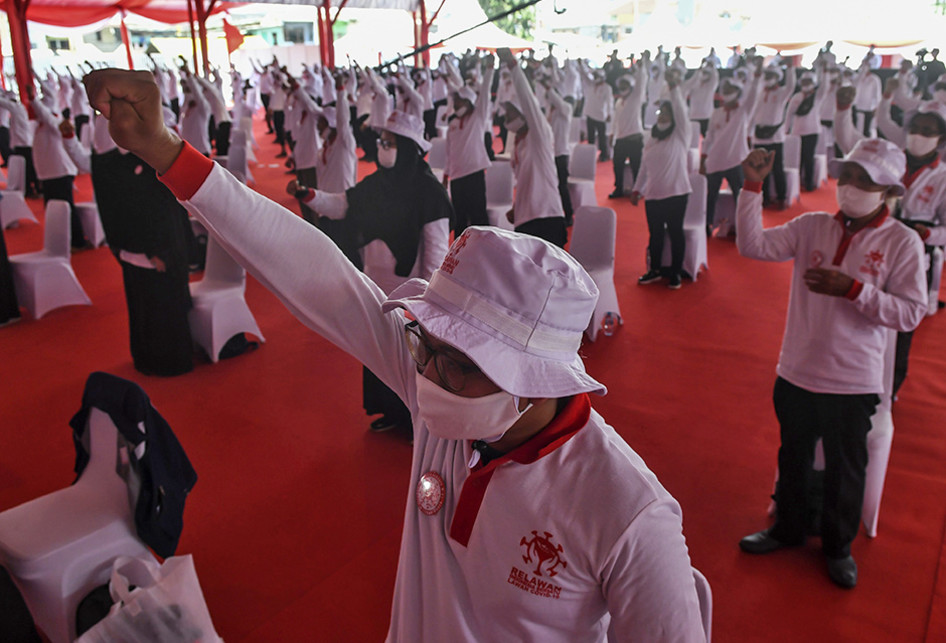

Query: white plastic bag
[77,555,223,643]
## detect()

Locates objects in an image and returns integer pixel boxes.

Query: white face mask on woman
[836,184,886,219]
[377,146,397,168]
[906,133,940,158]
[415,371,530,442]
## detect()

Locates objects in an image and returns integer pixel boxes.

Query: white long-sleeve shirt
[581,74,613,123]
[612,64,647,140]
[315,90,357,194]
[751,71,796,145]
[786,79,830,137]
[290,89,322,171]
[736,186,926,394]
[445,66,494,181]
[159,143,705,643]
[0,96,33,147]
[633,86,691,201]
[30,99,77,180]
[683,66,718,121]
[180,76,212,155]
[509,63,565,226]
[544,87,572,158]
[702,77,761,173]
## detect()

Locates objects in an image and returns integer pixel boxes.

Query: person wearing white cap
[0,89,39,197]
[735,140,927,589]
[498,48,568,248]
[786,68,830,192]
[84,67,706,641]
[492,66,516,153]
[700,61,762,234]
[836,85,946,393]
[578,60,614,162]
[291,109,453,433]
[444,56,494,234]
[682,60,718,136]
[751,62,795,209]
[609,56,648,199]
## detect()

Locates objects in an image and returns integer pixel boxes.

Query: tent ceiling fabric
[23,0,231,27]
[219,0,420,10]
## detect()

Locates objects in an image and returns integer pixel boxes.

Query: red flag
[223,19,245,55]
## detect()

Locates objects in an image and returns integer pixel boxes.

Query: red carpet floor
[2,119,946,642]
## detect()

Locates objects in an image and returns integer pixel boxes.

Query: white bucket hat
[381,226,606,399]
[382,110,431,152]
[828,138,906,196]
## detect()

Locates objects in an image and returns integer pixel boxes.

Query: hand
[506,208,515,225]
[286,179,302,196]
[836,86,856,110]
[630,191,641,206]
[83,69,183,174]
[698,157,707,176]
[803,268,854,297]
[58,119,75,138]
[913,223,929,239]
[150,256,167,272]
[742,149,775,183]
[496,47,515,68]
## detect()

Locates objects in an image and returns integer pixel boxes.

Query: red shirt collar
[903,156,940,189]
[834,204,890,230]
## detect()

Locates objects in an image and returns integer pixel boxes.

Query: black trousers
[515,216,568,248]
[705,165,744,227]
[695,119,709,137]
[260,93,272,131]
[75,114,90,142]
[273,110,286,146]
[800,133,819,192]
[170,98,180,123]
[13,146,40,195]
[423,106,438,141]
[0,126,10,166]
[121,262,193,376]
[645,194,688,275]
[612,134,644,193]
[586,117,608,158]
[555,155,573,219]
[0,225,19,324]
[770,377,879,558]
[450,171,488,234]
[363,367,411,424]
[42,175,86,248]
[295,166,319,225]
[215,120,232,157]
[755,142,786,203]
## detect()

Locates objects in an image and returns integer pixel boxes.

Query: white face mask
[377,146,397,168]
[765,78,778,89]
[415,371,529,442]
[722,90,739,104]
[836,184,886,219]
[454,104,470,118]
[906,133,940,157]
[505,116,525,133]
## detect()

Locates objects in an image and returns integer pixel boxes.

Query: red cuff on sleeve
[62,133,75,139]
[744,180,763,193]
[845,280,864,301]
[920,227,932,241]
[159,142,214,201]
[302,188,315,203]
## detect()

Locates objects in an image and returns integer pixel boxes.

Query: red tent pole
[6,0,34,102]
[323,0,333,68]
[119,9,134,70]
[186,0,199,74]
[316,6,326,65]
[419,0,429,67]
[195,0,213,77]
[0,26,6,90]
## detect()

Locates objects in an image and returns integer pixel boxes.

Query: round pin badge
[416,471,445,516]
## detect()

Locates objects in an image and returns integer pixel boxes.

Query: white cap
[828,138,906,196]
[382,110,430,152]
[799,72,817,86]
[382,226,606,399]
[764,64,784,81]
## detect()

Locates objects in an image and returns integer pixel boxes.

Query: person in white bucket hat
[85,68,706,643]
[736,141,927,589]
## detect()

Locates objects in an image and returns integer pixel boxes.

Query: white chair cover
[1,156,39,229]
[188,235,265,362]
[485,163,515,230]
[569,205,621,342]
[567,143,598,210]
[75,201,107,248]
[0,408,156,643]
[779,134,802,206]
[10,200,92,318]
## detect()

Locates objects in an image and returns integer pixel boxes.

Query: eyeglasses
[378,138,396,150]
[404,320,481,393]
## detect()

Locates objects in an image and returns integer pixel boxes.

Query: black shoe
[607,190,623,199]
[826,555,857,589]
[275,151,287,158]
[638,270,662,285]
[369,416,399,433]
[668,273,682,289]
[739,529,800,554]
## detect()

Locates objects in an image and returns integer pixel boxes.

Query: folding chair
[485,163,514,231]
[10,200,91,319]
[74,201,107,248]
[567,143,598,210]
[569,205,621,341]
[1,155,39,229]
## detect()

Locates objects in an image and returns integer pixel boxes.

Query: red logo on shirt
[859,250,885,277]
[520,531,567,577]
[440,230,470,275]
[416,471,445,516]
[810,250,824,267]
